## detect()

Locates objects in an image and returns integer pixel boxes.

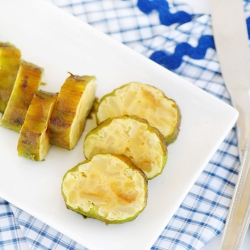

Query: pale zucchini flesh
[96,82,181,144]
[84,115,167,179]
[61,153,148,224]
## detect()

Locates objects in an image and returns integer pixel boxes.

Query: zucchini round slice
[61,153,148,224]
[84,115,167,179]
[96,82,180,144]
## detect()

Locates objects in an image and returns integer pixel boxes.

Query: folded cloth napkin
[1,0,248,249]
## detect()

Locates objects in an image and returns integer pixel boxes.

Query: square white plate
[0,1,238,249]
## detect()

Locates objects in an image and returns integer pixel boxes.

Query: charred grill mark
[35,92,45,100]
[20,130,41,146]
[50,116,70,128]
[22,75,28,88]
[14,117,24,126]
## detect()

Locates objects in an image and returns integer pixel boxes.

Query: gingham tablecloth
[1,0,249,249]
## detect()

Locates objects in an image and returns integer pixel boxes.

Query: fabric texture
[1,0,248,249]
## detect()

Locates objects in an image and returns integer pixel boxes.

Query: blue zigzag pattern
[137,0,250,70]
[137,0,192,25]
[150,35,215,70]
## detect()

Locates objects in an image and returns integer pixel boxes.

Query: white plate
[0,1,238,250]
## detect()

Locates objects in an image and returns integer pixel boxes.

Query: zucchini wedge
[96,82,181,144]
[0,42,21,112]
[17,90,57,161]
[61,153,148,224]
[84,115,167,179]
[49,74,97,150]
[1,60,43,132]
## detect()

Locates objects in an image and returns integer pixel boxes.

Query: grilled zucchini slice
[84,115,167,179]
[17,90,57,161]
[96,82,180,144]
[0,42,21,112]
[1,60,43,132]
[49,74,97,150]
[61,153,148,224]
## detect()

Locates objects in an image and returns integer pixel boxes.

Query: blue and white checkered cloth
[2,0,249,249]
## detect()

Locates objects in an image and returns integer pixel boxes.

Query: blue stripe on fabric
[160,226,208,245]
[179,204,227,224]
[187,193,229,210]
[0,200,9,205]
[169,215,223,234]
[209,162,238,175]
[150,35,215,70]
[0,238,27,246]
[153,235,197,250]
[0,212,13,217]
[149,16,250,70]
[224,137,238,147]
[194,182,232,199]
[215,149,239,159]
[138,0,250,38]
[246,16,250,38]
[20,220,79,250]
[202,170,236,187]
[25,239,77,250]
[137,0,192,25]
[0,225,20,232]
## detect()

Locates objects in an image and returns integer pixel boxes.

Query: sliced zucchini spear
[84,115,167,179]
[49,74,97,150]
[61,153,148,224]
[17,90,57,161]
[1,60,43,132]
[0,42,21,112]
[96,82,181,144]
